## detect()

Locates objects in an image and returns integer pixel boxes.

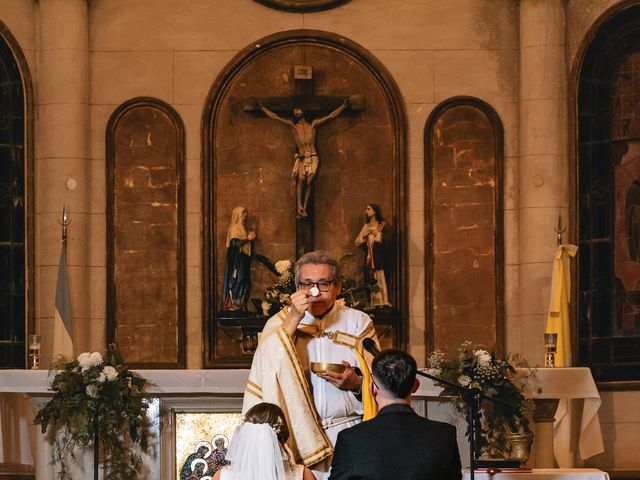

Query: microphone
[362,338,380,357]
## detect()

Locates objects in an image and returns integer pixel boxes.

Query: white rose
[428,350,444,369]
[275,260,291,275]
[474,349,492,365]
[77,352,92,370]
[79,351,103,371]
[280,270,292,281]
[458,375,472,386]
[86,384,99,397]
[89,352,103,366]
[279,293,290,303]
[103,365,118,381]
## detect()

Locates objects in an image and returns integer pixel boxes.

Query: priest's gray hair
[294,251,341,285]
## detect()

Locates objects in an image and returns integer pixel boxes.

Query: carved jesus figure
[259,99,350,218]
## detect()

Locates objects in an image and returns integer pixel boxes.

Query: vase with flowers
[34,344,152,480]
[426,341,535,462]
[252,257,297,317]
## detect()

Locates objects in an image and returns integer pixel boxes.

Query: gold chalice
[310,362,346,374]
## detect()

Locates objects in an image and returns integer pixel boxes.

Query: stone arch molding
[202,29,407,367]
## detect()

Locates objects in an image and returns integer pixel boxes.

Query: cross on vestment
[244,81,364,257]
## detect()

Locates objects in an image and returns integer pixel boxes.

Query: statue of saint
[258,99,350,219]
[222,206,256,311]
[355,203,391,307]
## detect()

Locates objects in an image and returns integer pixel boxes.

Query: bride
[213,402,316,480]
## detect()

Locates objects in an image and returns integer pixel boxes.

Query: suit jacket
[328,403,462,480]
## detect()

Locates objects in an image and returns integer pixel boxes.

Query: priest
[243,251,379,479]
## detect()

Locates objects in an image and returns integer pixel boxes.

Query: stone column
[36,0,91,361]
[517,0,569,368]
[532,398,560,468]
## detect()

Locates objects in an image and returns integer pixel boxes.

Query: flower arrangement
[254,258,296,317]
[427,341,535,459]
[34,344,152,480]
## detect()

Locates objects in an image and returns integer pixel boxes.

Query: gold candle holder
[28,334,41,370]
[544,332,558,368]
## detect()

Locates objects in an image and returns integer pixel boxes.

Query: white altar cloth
[0,368,606,474]
[0,369,252,469]
[0,369,251,395]
[0,369,443,471]
[463,468,610,479]
[523,368,604,467]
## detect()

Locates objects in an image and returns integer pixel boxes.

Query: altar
[0,368,606,479]
[463,469,610,479]
[0,369,252,479]
[0,369,446,478]
[519,367,605,468]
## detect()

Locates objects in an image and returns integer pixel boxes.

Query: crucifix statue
[258,99,350,219]
[245,65,363,256]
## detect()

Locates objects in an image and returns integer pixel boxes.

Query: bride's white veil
[225,422,293,480]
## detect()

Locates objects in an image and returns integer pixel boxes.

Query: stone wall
[0,0,638,473]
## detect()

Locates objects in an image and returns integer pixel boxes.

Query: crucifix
[245,65,364,257]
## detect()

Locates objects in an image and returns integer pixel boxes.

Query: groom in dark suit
[328,349,462,480]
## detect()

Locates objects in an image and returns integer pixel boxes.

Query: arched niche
[202,30,407,368]
[0,20,34,368]
[573,1,640,383]
[106,97,186,368]
[424,97,504,356]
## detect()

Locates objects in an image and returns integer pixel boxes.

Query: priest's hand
[283,289,309,336]
[317,361,362,393]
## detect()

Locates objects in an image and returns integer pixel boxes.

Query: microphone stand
[415,369,517,480]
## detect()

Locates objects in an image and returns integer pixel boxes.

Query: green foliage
[34,344,153,479]
[427,341,536,459]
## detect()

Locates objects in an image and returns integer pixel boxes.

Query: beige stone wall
[84,0,521,368]
[1,0,638,472]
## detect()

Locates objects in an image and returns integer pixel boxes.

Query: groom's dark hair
[372,349,417,399]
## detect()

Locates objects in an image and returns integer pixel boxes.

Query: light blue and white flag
[52,239,73,357]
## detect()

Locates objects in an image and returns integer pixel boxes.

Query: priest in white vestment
[243,251,379,480]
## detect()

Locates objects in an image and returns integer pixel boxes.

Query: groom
[329,349,462,480]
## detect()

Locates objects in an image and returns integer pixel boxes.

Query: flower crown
[271,416,284,435]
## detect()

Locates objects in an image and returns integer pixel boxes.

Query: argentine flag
[52,239,73,357]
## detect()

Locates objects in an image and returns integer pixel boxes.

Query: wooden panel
[107,99,185,368]
[426,99,504,355]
